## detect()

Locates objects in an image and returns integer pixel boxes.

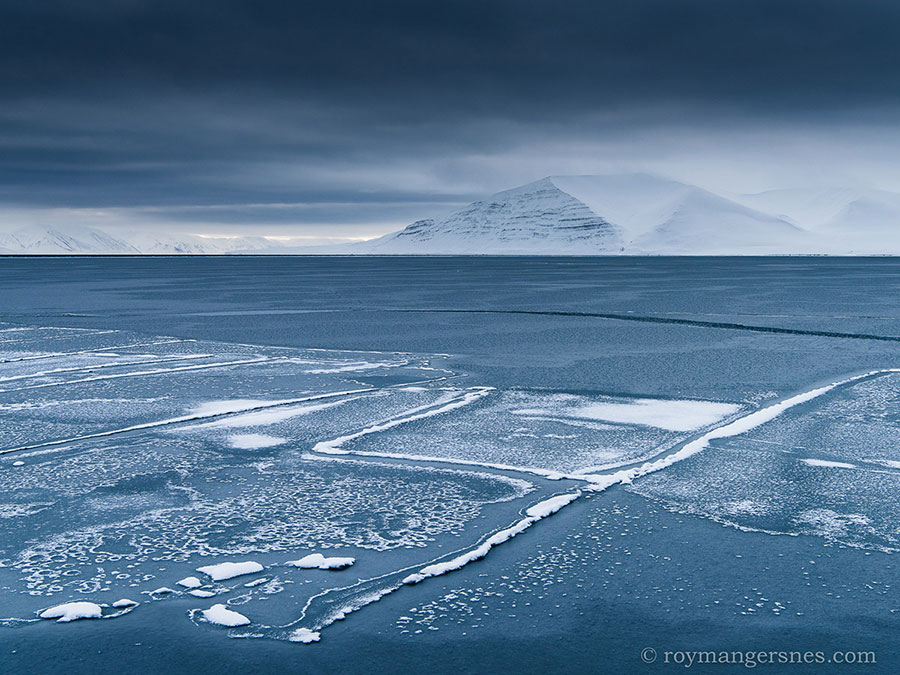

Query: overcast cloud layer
[3,0,900,238]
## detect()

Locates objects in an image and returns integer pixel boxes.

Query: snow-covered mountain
[347,174,811,255]
[735,187,900,254]
[0,225,284,255]
[4,174,900,255]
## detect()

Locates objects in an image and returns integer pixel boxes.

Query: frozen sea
[2,256,900,673]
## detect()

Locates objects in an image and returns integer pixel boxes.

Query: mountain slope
[735,187,900,254]
[354,178,625,254]
[0,225,285,255]
[0,225,138,254]
[353,174,809,255]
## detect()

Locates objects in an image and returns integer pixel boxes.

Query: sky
[3,0,900,241]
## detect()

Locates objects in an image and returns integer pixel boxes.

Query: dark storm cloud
[2,0,900,231]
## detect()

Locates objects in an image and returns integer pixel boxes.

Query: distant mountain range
[4,174,900,255]
[0,224,282,255]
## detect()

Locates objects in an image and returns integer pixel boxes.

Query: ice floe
[197,561,264,581]
[177,576,203,588]
[188,589,217,598]
[289,627,321,643]
[111,599,138,608]
[201,604,251,627]
[285,553,355,570]
[39,602,103,622]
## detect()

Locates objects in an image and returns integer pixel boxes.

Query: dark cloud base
[1,1,899,231]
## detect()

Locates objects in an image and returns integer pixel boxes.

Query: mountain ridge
[3,174,900,254]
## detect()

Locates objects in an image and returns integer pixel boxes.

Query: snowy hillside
[4,174,900,255]
[349,178,625,255]
[0,225,284,255]
[350,174,811,255]
[736,187,900,254]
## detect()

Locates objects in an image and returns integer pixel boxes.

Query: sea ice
[201,604,251,627]
[111,598,138,608]
[288,627,321,643]
[403,492,581,585]
[39,601,103,623]
[189,589,216,598]
[285,553,355,570]
[196,561,264,581]
[800,458,856,469]
[227,433,288,449]
[514,398,741,432]
[177,576,203,588]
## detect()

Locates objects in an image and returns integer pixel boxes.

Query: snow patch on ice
[177,576,202,588]
[189,589,217,598]
[203,399,352,429]
[197,561,264,581]
[579,369,900,493]
[201,604,251,627]
[289,627,321,643]
[39,601,102,622]
[286,553,355,570]
[227,433,288,449]
[111,598,138,608]
[513,398,740,432]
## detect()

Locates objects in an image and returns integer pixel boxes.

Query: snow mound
[189,589,217,598]
[289,628,321,643]
[285,553,356,570]
[196,561,264,581]
[111,598,138,608]
[39,601,103,623]
[201,604,251,627]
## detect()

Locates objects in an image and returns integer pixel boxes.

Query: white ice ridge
[0,387,370,455]
[196,561,264,581]
[302,360,408,374]
[0,352,211,384]
[0,355,273,393]
[201,604,251,627]
[39,601,103,623]
[0,337,187,365]
[800,458,857,469]
[313,387,494,454]
[286,553,355,570]
[199,398,354,429]
[578,369,900,492]
[403,492,581,585]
